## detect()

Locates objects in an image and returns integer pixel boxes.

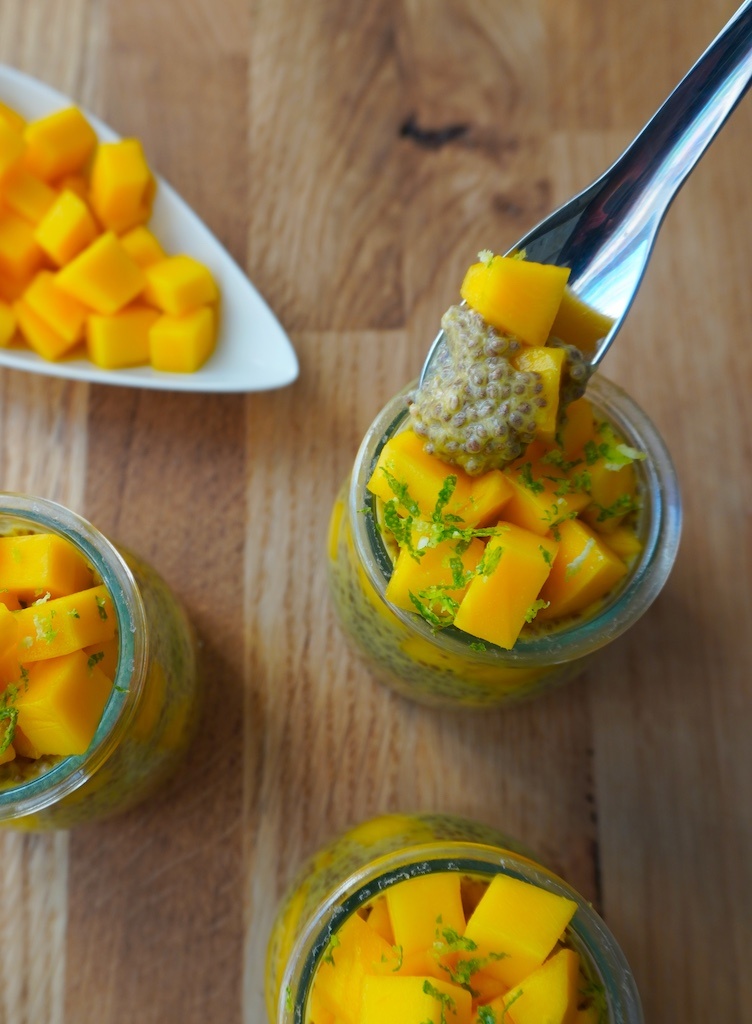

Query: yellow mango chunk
[386,533,484,616]
[56,173,90,201]
[463,874,577,988]
[558,396,595,459]
[0,743,15,766]
[313,913,393,1023]
[368,430,474,521]
[580,458,638,534]
[385,872,466,957]
[23,107,97,182]
[86,305,160,369]
[148,306,216,372]
[602,525,642,560]
[0,210,45,281]
[120,225,166,268]
[14,648,112,756]
[13,299,78,361]
[549,285,614,354]
[453,525,558,649]
[90,139,155,233]
[464,470,514,527]
[538,519,627,620]
[0,120,26,183]
[82,638,119,680]
[0,300,16,347]
[35,189,100,266]
[11,726,41,759]
[0,101,26,134]
[56,232,146,314]
[143,255,219,315]
[24,271,89,344]
[0,272,32,304]
[13,584,116,662]
[2,168,57,225]
[460,256,570,347]
[513,345,567,442]
[0,604,20,686]
[365,897,394,944]
[0,590,21,611]
[495,948,581,1024]
[502,459,589,537]
[362,976,471,1024]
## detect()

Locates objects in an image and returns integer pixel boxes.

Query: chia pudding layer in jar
[327,374,681,709]
[0,493,200,829]
[266,813,643,1024]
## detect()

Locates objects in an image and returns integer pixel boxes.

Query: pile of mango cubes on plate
[0,100,219,372]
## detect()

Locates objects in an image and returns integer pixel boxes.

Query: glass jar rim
[279,839,643,1024]
[349,374,682,666]
[0,493,149,820]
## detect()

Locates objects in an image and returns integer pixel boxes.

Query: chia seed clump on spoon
[408,305,589,475]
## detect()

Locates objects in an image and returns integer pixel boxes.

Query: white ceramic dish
[0,65,298,392]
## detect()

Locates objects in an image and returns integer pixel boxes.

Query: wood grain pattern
[1,0,751,1021]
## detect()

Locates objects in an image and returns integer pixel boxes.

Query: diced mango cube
[368,430,474,522]
[11,726,41,759]
[386,533,484,616]
[143,255,219,315]
[601,525,642,560]
[2,168,57,224]
[0,300,16,347]
[463,874,577,987]
[56,173,90,202]
[14,299,78,360]
[580,458,638,534]
[558,396,595,459]
[86,305,160,369]
[82,638,119,680]
[464,470,514,527]
[35,189,99,266]
[549,285,614,354]
[56,232,146,314]
[0,590,21,611]
[313,913,393,1023]
[0,528,92,598]
[460,255,570,347]
[513,345,567,442]
[453,524,558,649]
[502,459,590,537]
[14,648,112,756]
[495,948,581,1024]
[385,872,465,957]
[23,270,89,344]
[90,139,155,233]
[537,518,628,620]
[23,107,97,182]
[0,274,31,304]
[0,604,19,685]
[148,305,216,372]
[0,210,45,281]
[13,584,116,662]
[120,225,166,268]
[0,120,26,183]
[361,975,471,1024]
[365,897,394,944]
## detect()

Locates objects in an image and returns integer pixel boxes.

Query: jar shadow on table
[327,376,683,711]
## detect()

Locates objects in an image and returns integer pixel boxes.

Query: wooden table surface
[1,1,751,1021]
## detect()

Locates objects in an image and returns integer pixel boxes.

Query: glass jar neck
[280,841,643,1024]
[0,493,149,820]
[348,374,681,666]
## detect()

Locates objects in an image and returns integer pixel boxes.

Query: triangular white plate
[0,65,298,392]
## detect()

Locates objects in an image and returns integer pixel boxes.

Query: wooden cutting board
[0,1,750,1021]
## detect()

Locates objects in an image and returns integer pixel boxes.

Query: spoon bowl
[421,0,752,385]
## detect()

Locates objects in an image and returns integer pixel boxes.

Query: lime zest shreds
[565,537,595,579]
[541,448,582,473]
[87,650,105,672]
[381,467,421,517]
[585,422,646,471]
[477,1008,497,1024]
[477,544,503,578]
[525,598,550,622]
[0,686,19,756]
[95,595,108,620]
[468,640,487,651]
[391,944,404,971]
[539,544,553,566]
[432,926,509,996]
[518,462,544,494]
[433,475,458,523]
[409,591,447,629]
[422,980,457,1024]
[383,499,421,562]
[477,249,494,267]
[501,990,523,1022]
[579,977,609,1024]
[570,470,592,494]
[322,931,341,967]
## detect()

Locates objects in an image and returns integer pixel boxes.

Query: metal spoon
[420,0,752,384]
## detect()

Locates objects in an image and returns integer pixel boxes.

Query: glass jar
[266,813,643,1024]
[0,493,200,829]
[327,375,681,708]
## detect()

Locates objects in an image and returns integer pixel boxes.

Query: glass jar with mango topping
[0,493,200,828]
[266,813,643,1024]
[327,374,681,709]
